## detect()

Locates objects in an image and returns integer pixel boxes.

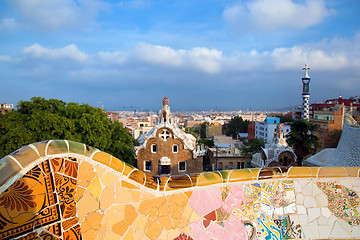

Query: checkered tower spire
[301,64,311,120]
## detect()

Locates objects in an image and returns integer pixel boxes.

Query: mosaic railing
[1,140,360,239]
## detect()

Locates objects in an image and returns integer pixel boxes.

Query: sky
[0,0,359,111]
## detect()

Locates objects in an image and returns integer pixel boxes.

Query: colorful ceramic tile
[317,181,360,225]
[46,140,69,155]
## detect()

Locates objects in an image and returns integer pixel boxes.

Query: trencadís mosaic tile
[1,140,360,239]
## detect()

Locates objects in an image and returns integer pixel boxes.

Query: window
[229,162,234,169]
[173,144,179,153]
[144,161,152,171]
[159,129,171,141]
[218,162,223,170]
[241,162,245,169]
[237,162,240,169]
[179,161,186,172]
[151,144,157,153]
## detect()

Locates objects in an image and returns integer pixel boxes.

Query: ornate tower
[301,64,311,120]
[160,97,171,124]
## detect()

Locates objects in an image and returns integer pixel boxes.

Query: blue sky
[1,0,359,111]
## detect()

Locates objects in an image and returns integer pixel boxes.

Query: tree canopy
[240,138,265,157]
[225,116,250,138]
[287,120,319,166]
[0,97,136,164]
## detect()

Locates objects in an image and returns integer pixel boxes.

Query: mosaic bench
[1,140,360,239]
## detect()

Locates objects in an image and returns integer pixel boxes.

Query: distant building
[208,135,250,170]
[135,97,204,176]
[206,122,222,137]
[254,117,291,143]
[0,103,14,114]
[309,96,360,149]
[238,112,267,122]
[247,121,256,139]
[252,123,296,168]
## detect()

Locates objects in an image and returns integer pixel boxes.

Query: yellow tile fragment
[95,165,105,177]
[114,188,132,204]
[75,186,86,202]
[157,229,169,240]
[130,190,140,202]
[140,191,155,201]
[78,161,96,182]
[104,230,121,240]
[134,214,148,231]
[123,227,134,240]
[87,176,102,200]
[168,230,181,240]
[82,229,98,240]
[77,191,99,222]
[92,151,112,166]
[184,191,193,199]
[189,210,201,223]
[80,219,91,233]
[100,184,115,211]
[112,220,129,237]
[122,180,140,190]
[134,230,148,240]
[95,217,107,240]
[145,220,163,240]
[101,171,120,186]
[180,226,191,235]
[125,204,138,225]
[86,211,104,230]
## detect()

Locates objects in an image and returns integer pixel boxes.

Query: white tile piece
[317,216,328,225]
[315,194,328,207]
[284,202,296,214]
[318,225,332,238]
[321,207,332,218]
[297,205,307,215]
[302,182,313,196]
[331,221,351,239]
[352,225,360,238]
[312,182,323,196]
[298,214,309,226]
[309,220,320,238]
[303,196,317,208]
[296,193,304,204]
[301,225,315,239]
[308,207,321,222]
[294,180,302,193]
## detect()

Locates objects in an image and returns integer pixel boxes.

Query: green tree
[0,97,136,164]
[276,115,293,123]
[225,116,250,138]
[197,138,214,148]
[241,138,265,157]
[287,120,319,166]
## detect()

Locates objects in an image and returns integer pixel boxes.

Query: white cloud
[23,44,89,62]
[133,43,185,67]
[6,0,107,30]
[98,51,127,64]
[223,0,335,32]
[0,55,13,62]
[116,0,150,8]
[132,43,222,73]
[187,47,222,73]
[0,18,17,31]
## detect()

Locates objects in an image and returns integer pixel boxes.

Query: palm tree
[287,120,319,166]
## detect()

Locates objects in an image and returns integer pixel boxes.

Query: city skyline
[1,0,359,110]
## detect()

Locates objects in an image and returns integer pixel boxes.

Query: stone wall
[1,140,360,239]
